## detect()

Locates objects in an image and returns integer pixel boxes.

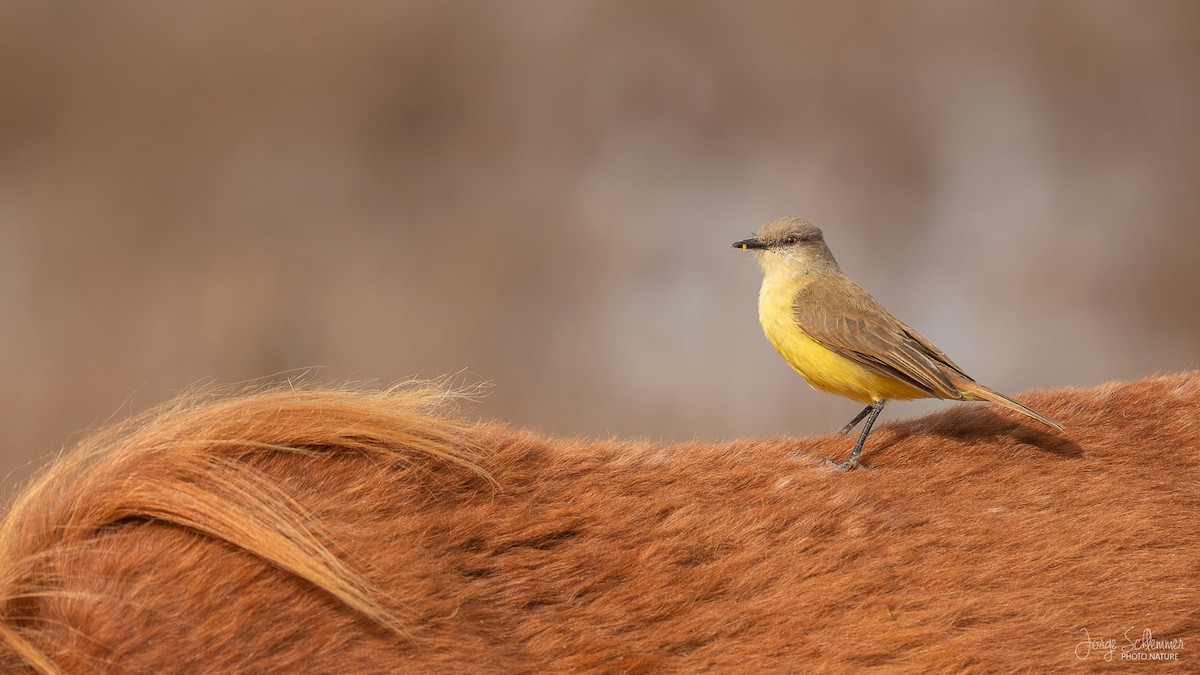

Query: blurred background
[3,1,1198,499]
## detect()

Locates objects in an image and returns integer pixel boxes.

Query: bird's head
[732,216,837,277]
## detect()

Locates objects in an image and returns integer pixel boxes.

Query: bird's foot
[823,457,864,471]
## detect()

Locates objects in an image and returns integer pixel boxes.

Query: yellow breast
[757,274,926,404]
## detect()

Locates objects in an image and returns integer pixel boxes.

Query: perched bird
[733,216,1063,470]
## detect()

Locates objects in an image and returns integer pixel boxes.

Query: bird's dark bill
[732,238,767,250]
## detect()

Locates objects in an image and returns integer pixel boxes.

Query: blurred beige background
[3,1,1198,500]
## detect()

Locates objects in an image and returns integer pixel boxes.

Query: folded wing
[791,276,972,401]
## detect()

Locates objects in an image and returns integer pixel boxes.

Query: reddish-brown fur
[2,374,1197,672]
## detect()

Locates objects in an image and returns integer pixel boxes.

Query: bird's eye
[784,236,798,245]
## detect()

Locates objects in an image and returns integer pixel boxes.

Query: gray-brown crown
[753,216,824,246]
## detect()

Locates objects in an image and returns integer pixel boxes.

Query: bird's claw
[823,457,862,471]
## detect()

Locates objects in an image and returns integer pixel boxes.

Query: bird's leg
[826,399,885,471]
[839,405,875,434]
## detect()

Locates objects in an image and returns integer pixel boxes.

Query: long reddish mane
[2,374,1197,671]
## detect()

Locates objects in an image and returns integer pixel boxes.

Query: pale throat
[755,252,815,293]
[754,253,816,325]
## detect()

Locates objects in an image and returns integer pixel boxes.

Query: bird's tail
[958,382,1065,432]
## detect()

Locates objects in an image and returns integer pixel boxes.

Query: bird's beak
[732,238,767,251]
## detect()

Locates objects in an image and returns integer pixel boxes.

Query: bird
[733,216,1063,470]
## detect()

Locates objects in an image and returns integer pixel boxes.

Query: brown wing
[791,275,968,400]
[897,323,972,381]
